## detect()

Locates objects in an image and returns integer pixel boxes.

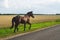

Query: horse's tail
[10,17,15,29]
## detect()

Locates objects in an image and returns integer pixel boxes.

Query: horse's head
[27,11,34,18]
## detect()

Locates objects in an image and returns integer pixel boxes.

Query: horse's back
[12,16,20,22]
[12,15,30,23]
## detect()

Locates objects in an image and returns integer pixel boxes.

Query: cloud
[4,0,9,8]
[0,0,60,14]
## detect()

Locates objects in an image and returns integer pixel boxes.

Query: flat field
[0,15,60,38]
[0,15,60,27]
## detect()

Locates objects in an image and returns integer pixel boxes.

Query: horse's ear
[31,11,33,13]
[27,11,33,14]
[30,11,33,13]
[27,11,30,14]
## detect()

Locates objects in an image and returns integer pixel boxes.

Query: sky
[0,0,60,14]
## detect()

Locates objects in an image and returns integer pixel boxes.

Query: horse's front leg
[24,22,26,31]
[27,22,31,30]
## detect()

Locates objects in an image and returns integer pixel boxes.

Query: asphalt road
[8,25,60,40]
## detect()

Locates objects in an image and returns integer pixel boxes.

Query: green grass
[0,20,60,38]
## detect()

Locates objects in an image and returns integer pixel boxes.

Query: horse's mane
[24,11,32,16]
[27,11,32,15]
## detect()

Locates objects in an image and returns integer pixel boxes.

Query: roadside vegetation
[0,19,60,38]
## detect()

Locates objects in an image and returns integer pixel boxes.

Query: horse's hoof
[14,31,16,33]
[24,30,25,31]
[10,27,12,29]
[14,30,16,33]
[29,28,31,30]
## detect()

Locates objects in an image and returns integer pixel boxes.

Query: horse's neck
[24,14,30,18]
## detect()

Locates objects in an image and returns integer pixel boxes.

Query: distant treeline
[0,14,60,15]
[0,14,47,15]
[56,14,60,15]
[0,14,25,15]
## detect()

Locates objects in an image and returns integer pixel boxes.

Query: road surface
[8,25,60,40]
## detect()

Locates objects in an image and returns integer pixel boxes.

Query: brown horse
[10,11,34,32]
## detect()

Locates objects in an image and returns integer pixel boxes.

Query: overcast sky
[0,0,60,14]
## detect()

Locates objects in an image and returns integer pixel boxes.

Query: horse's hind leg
[14,23,19,32]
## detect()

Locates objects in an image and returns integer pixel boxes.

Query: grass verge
[0,20,60,38]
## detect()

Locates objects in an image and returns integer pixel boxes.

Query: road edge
[1,24,60,40]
